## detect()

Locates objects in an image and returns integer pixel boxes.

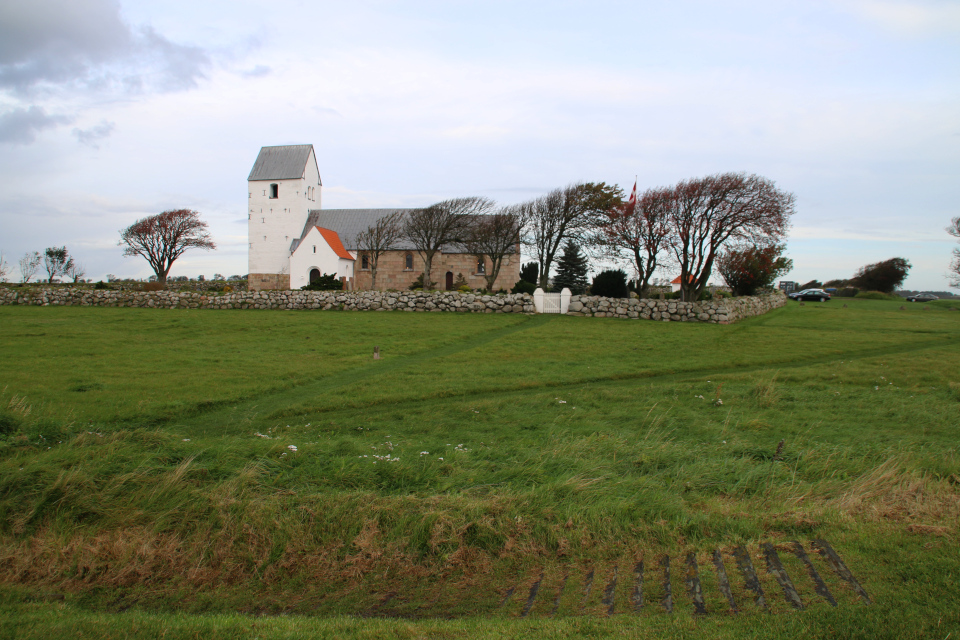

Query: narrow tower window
[405,253,413,270]
[270,183,279,198]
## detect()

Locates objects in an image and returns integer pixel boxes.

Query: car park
[905,293,939,302]
[789,289,831,302]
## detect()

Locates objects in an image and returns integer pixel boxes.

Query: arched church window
[404,253,413,270]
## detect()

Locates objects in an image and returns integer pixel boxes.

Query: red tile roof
[316,227,354,260]
[671,275,696,284]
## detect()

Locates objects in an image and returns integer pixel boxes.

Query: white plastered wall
[289,227,354,289]
[247,147,322,276]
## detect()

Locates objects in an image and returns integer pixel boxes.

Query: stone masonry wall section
[0,288,785,323]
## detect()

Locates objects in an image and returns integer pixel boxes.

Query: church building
[247,144,521,292]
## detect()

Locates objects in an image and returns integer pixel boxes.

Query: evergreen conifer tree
[552,240,589,293]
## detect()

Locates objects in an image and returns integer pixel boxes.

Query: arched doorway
[445,271,454,290]
[309,268,321,284]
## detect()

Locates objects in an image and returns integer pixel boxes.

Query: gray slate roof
[248,145,314,181]
[291,208,518,255]
[295,209,416,252]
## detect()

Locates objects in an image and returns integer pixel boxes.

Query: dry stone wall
[566,292,785,323]
[0,287,785,323]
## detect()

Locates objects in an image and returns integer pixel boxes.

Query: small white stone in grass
[182,438,190,442]
[438,457,444,461]
[420,451,429,456]
[288,445,297,451]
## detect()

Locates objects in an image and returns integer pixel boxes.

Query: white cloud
[847,0,960,36]
[72,120,116,148]
[0,106,71,144]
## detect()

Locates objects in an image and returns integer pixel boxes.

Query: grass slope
[0,299,958,638]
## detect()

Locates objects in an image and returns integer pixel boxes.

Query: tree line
[355,172,797,302]
[2,247,86,284]
[19,173,955,297]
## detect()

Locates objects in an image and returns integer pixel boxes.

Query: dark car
[905,293,939,302]
[789,288,831,302]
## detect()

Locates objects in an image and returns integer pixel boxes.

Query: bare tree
[667,173,794,302]
[523,182,622,288]
[947,216,960,288]
[404,197,494,290]
[18,251,41,283]
[355,211,404,290]
[66,262,87,283]
[462,205,525,291]
[43,246,74,283]
[119,209,216,284]
[594,186,673,297]
[0,251,8,282]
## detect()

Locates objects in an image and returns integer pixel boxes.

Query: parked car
[789,289,831,302]
[905,293,939,302]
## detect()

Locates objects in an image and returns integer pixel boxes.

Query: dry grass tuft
[830,457,960,524]
[906,524,951,537]
[752,372,780,407]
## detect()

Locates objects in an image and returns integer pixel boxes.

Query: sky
[0,0,958,290]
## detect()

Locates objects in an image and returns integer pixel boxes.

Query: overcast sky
[1,0,958,289]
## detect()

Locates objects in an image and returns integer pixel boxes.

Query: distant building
[247,144,520,292]
[670,275,696,292]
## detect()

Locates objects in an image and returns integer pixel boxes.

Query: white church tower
[247,144,321,290]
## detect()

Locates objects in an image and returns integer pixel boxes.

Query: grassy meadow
[0,298,958,638]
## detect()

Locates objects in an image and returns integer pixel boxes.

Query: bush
[301,273,343,291]
[458,284,472,293]
[408,273,437,291]
[590,269,629,298]
[850,258,911,294]
[511,280,536,295]
[855,290,899,300]
[836,287,859,297]
[519,262,538,284]
[717,244,792,296]
[94,281,110,290]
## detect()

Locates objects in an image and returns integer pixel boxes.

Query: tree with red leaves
[717,244,793,296]
[668,173,794,302]
[594,186,673,297]
[119,209,216,284]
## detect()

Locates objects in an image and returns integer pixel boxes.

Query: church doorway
[309,269,321,284]
[445,272,454,290]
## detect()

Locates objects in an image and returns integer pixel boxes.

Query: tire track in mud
[170,314,555,428]
[245,333,958,425]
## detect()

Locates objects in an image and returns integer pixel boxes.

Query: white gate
[533,288,572,314]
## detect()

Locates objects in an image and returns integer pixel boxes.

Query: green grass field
[0,299,958,639]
